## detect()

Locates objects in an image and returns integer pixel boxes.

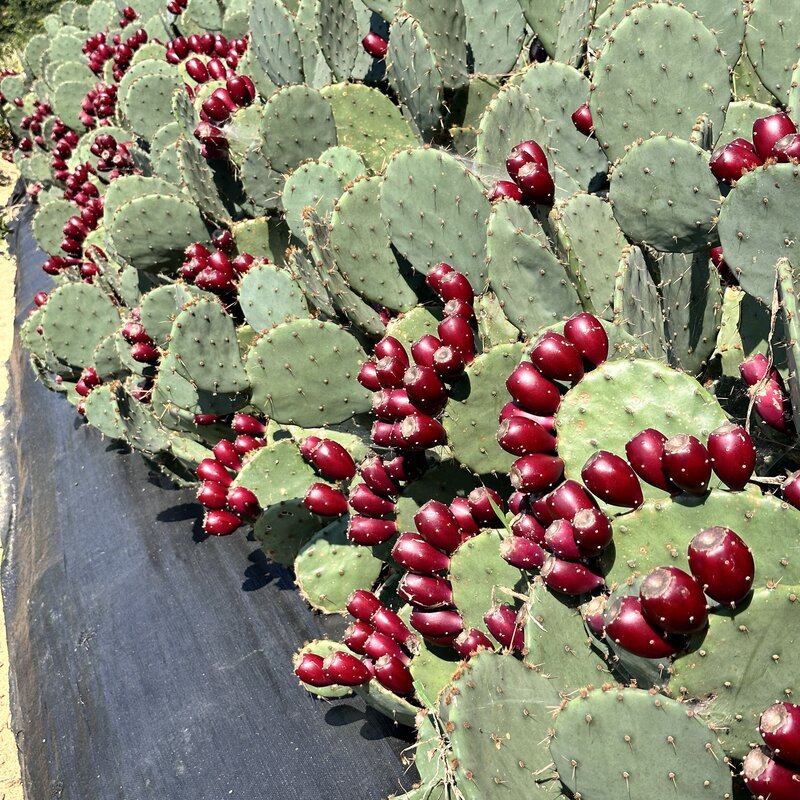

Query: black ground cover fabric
[2,197,416,799]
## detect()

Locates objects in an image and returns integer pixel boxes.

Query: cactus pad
[249,0,305,85]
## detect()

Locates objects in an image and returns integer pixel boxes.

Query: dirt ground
[0,160,26,799]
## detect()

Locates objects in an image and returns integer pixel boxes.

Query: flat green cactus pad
[384,305,441,353]
[32,199,75,256]
[246,318,372,426]
[120,72,182,141]
[556,359,729,502]
[671,585,800,759]
[461,0,526,75]
[745,0,800,104]
[716,99,776,147]
[139,283,211,347]
[550,686,733,799]
[282,160,345,242]
[409,644,461,710]
[254,497,323,566]
[238,262,309,331]
[177,137,233,225]
[440,651,562,798]
[249,0,304,85]
[354,678,418,727]
[295,520,383,613]
[103,175,182,226]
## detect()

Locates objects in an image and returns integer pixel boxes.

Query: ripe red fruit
[496,416,556,456]
[581,450,643,508]
[663,434,712,495]
[374,335,409,366]
[707,422,756,491]
[488,180,524,202]
[774,132,800,162]
[639,566,708,635]
[411,334,442,367]
[347,515,397,545]
[307,439,357,481]
[687,526,754,605]
[375,355,407,388]
[505,362,561,415]
[563,313,608,368]
[443,298,476,321]
[185,57,209,83]
[371,606,415,646]
[506,140,548,180]
[303,483,348,516]
[752,379,793,433]
[544,479,597,521]
[397,572,453,609]
[197,457,233,486]
[742,747,800,800]
[225,75,256,107]
[403,365,448,410]
[226,486,260,518]
[232,413,266,435]
[436,271,474,305]
[544,519,582,561]
[437,316,475,363]
[414,500,462,553]
[515,162,555,205]
[361,31,389,59]
[484,604,525,651]
[541,556,604,595]
[357,360,381,391]
[425,262,454,293]
[212,439,241,471]
[374,654,414,695]
[197,480,228,510]
[432,345,464,381]
[510,454,564,493]
[625,428,677,493]
[511,512,546,543]
[530,332,585,384]
[392,532,450,573]
[453,628,495,658]
[571,103,594,136]
[322,651,371,686]
[571,507,613,556]
[203,509,242,536]
[349,483,396,517]
[709,140,764,184]
[293,653,332,687]
[500,536,547,570]
[760,703,800,768]
[383,452,426,482]
[233,434,265,456]
[398,412,447,450]
[603,594,684,658]
[782,470,800,510]
[344,620,373,653]
[409,609,463,644]
[467,486,505,526]
[449,497,480,537]
[752,112,798,160]
[346,589,382,621]
[359,456,400,498]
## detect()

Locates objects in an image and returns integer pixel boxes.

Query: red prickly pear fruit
[202,93,231,124]
[371,606,415,646]
[359,456,400,498]
[544,519,582,561]
[437,316,475,363]
[34,292,48,307]
[571,507,613,556]
[467,486,505,526]
[234,435,265,455]
[226,486,260,518]
[425,262,454,294]
[413,500,461,553]
[530,493,555,526]
[411,334,442,367]
[530,332,585,384]
[544,480,597,521]
[506,140,548,180]
[404,365,448,410]
[625,428,677,493]
[484,604,525,651]
[211,228,234,252]
[383,452,427,483]
[203,509,242,536]
[194,413,223,425]
[374,654,414,695]
[563,313,609,368]
[443,298,476,321]
[122,321,152,344]
[453,628,495,658]
[361,31,389,59]
[449,497,480,538]
[510,454,564,493]
[197,457,233,486]
[392,532,450,573]
[782,470,800,510]
[307,439,357,481]
[709,140,764,183]
[375,355,407,389]
[130,342,160,363]
[581,594,608,637]
[752,112,798,160]
[212,439,242,471]
[581,450,644,508]
[760,703,800,768]
[508,491,529,515]
[344,619,374,653]
[541,556,604,596]
[505,362,561,415]
[346,589,382,621]
[501,535,547,570]
[399,412,447,450]
[347,515,397,545]
[571,103,594,136]
[774,132,800,162]
[739,352,783,385]
[362,631,409,666]
[299,435,322,460]
[197,480,228,510]
[663,434,712,495]
[436,271,474,305]
[397,572,453,609]
[639,566,708,635]
[293,653,333,687]
[515,162,555,205]
[743,747,800,800]
[602,595,684,658]
[357,360,381,391]
[371,419,400,448]
[206,58,228,81]
[322,651,371,686]
[707,422,756,491]
[374,335,409,367]
[232,253,255,274]
[432,345,464,381]
[409,608,463,644]
[511,512,546,543]
[225,75,256,107]
[349,483,396,517]
[752,379,793,433]
[488,180,524,202]
[80,366,100,388]
[372,388,419,421]
[303,483,348,516]
[687,526,754,605]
